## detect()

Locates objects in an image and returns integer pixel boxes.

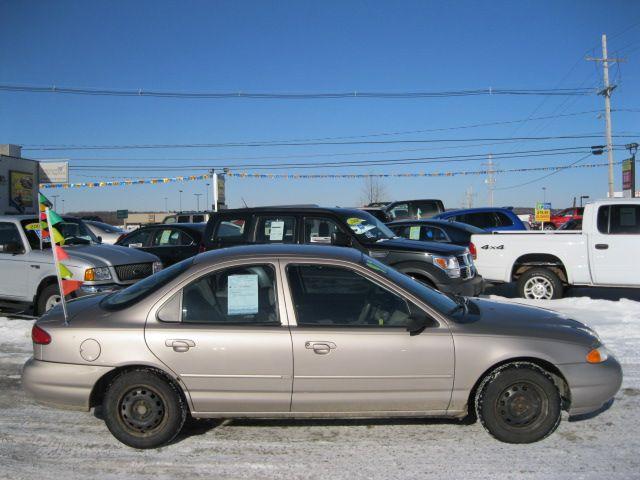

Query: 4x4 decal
[481,244,504,250]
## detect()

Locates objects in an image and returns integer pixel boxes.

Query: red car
[548,207,584,229]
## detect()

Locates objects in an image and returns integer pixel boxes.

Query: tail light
[469,242,477,260]
[32,325,51,345]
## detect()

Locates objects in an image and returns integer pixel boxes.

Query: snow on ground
[0,294,639,480]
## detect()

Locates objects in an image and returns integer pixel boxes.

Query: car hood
[450,298,599,346]
[367,237,466,255]
[65,243,159,268]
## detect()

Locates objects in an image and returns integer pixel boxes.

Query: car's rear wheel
[517,268,563,300]
[36,283,61,316]
[104,369,186,449]
[475,363,561,443]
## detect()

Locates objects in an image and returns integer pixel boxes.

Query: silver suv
[0,215,162,314]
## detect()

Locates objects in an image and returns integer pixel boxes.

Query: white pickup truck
[471,199,640,299]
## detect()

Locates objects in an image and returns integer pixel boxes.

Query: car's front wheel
[103,369,187,449]
[475,363,562,443]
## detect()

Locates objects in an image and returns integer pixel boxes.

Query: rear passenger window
[214,219,246,241]
[181,264,279,324]
[120,229,153,247]
[423,226,448,241]
[601,205,640,234]
[256,216,296,244]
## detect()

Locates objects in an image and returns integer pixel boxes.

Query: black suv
[204,207,483,296]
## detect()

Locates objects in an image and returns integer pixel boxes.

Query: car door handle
[305,341,336,355]
[595,244,609,250]
[165,339,196,352]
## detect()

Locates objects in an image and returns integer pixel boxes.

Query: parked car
[548,207,585,230]
[385,199,445,221]
[0,215,162,314]
[388,219,485,256]
[357,207,390,223]
[203,207,483,296]
[434,207,527,232]
[472,199,640,299]
[163,211,209,224]
[116,223,206,266]
[23,244,622,448]
[85,220,126,244]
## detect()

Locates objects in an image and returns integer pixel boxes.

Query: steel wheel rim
[523,276,553,299]
[119,386,167,436]
[45,294,61,311]
[495,381,547,429]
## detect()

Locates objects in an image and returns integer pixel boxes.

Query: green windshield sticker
[24,222,41,231]
[366,260,387,273]
[346,217,365,226]
[409,226,421,240]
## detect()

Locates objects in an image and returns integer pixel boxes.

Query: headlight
[152,261,163,273]
[586,346,609,364]
[84,267,112,281]
[432,255,461,278]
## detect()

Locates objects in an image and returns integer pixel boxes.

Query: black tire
[103,369,187,449]
[36,283,61,316]
[517,268,564,300]
[543,224,556,231]
[475,363,561,444]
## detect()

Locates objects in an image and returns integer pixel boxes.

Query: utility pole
[587,34,626,197]
[164,197,168,212]
[483,154,496,207]
[463,186,475,208]
[179,190,183,211]
[194,193,202,211]
[205,183,210,211]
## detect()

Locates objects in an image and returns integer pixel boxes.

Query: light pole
[205,183,210,211]
[580,195,590,207]
[61,199,65,214]
[164,197,168,212]
[179,190,183,212]
[194,193,202,211]
[542,187,547,203]
[51,195,59,211]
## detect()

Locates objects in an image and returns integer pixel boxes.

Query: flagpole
[45,207,69,325]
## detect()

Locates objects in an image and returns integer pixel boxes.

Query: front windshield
[361,256,458,315]
[101,258,193,310]
[56,219,100,245]
[340,212,396,243]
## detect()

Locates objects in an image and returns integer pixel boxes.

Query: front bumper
[22,357,114,411]
[436,274,484,297]
[560,355,623,416]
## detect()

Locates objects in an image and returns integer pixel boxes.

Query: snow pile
[0,317,34,351]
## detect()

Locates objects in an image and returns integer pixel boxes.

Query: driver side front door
[283,262,454,414]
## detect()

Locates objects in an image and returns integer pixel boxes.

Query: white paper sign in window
[409,226,421,240]
[227,274,259,315]
[269,220,285,241]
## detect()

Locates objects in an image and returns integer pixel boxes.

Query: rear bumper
[22,357,114,411]
[436,274,484,297]
[560,355,623,416]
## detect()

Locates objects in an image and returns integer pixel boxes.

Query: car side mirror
[406,305,436,336]
[97,236,103,244]
[0,242,24,255]
[331,231,352,247]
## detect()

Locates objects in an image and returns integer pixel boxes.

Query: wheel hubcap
[523,277,553,299]
[496,382,545,428]
[45,294,61,311]
[119,387,166,435]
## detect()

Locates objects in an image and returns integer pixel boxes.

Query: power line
[66,146,629,172]
[0,83,597,100]
[496,153,594,190]
[21,133,638,151]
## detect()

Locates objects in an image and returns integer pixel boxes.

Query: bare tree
[360,176,389,206]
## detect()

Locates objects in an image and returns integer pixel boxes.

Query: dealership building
[0,144,39,215]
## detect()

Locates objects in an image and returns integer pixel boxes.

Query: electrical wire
[496,153,595,190]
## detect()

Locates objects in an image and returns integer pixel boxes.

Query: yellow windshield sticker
[24,222,41,231]
[346,217,365,226]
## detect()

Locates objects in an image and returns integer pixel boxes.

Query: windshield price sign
[535,202,551,223]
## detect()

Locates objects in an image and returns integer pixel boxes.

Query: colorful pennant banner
[37,159,632,190]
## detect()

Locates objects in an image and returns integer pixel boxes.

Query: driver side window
[286,264,411,327]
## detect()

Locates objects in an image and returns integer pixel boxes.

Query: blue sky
[1,0,639,212]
